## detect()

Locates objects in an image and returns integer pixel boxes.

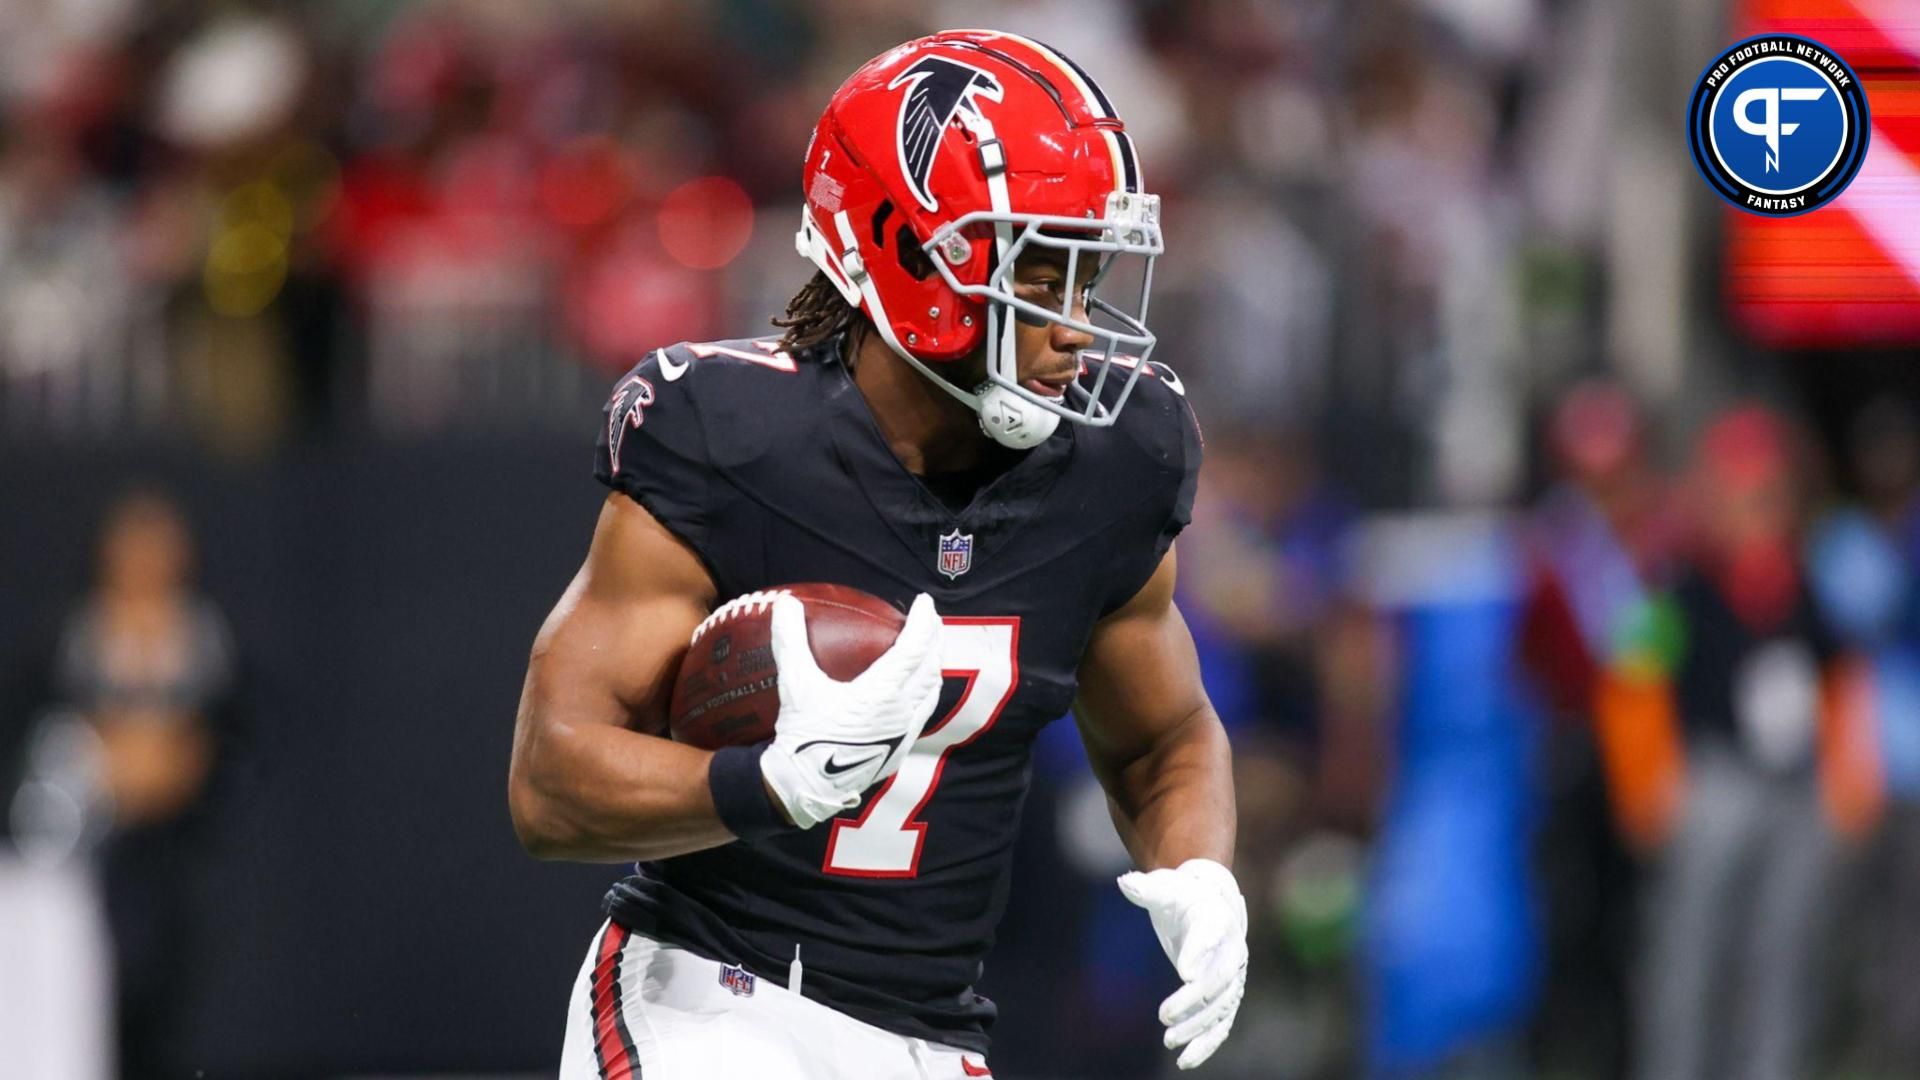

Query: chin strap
[976,381,1059,448]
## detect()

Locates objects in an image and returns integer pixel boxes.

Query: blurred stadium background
[4,0,1920,1077]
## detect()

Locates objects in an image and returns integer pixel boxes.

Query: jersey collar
[820,342,1075,582]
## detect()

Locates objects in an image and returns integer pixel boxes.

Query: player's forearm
[510,706,739,863]
[1103,705,1236,870]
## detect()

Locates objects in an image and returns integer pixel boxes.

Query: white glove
[1117,858,1249,1070]
[758,592,944,829]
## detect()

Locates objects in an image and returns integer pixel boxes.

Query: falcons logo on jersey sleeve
[887,57,1004,212]
[607,372,656,476]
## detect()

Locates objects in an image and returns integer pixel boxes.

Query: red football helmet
[796,30,1163,449]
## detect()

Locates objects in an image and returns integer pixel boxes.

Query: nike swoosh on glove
[1117,858,1249,1070]
[758,592,944,829]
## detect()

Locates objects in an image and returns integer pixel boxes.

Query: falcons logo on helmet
[888,56,1004,212]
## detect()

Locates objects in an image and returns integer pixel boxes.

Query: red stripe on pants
[590,923,640,1078]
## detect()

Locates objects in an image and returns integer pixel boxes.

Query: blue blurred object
[1808,509,1910,646]
[1180,609,1260,738]
[1359,517,1541,1075]
[1875,647,1920,800]
[1808,509,1920,800]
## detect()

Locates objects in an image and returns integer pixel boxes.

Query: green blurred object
[1611,593,1687,681]
[1275,833,1363,969]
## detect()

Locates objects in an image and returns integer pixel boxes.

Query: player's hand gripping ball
[673,585,945,830]
[669,584,915,749]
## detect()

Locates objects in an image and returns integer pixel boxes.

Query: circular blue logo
[1688,34,1870,216]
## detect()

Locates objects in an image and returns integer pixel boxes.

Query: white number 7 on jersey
[822,617,1020,878]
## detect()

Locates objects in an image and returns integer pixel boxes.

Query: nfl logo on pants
[938,529,973,579]
[719,963,756,997]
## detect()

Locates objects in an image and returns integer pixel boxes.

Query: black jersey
[591,334,1201,1054]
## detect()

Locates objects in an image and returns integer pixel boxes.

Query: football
[667,583,908,750]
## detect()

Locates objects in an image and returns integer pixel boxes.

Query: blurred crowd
[6,0,1920,1078]
[0,0,1649,482]
[1158,382,1920,1080]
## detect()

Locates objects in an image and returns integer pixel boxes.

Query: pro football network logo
[1687,34,1869,216]
[938,528,974,579]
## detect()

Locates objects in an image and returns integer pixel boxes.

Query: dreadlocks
[772,271,861,355]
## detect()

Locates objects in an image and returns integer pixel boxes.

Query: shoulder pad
[595,336,806,499]
[593,335,826,575]
[1102,357,1197,469]
[654,337,820,470]
[1091,355,1202,609]
[657,337,803,380]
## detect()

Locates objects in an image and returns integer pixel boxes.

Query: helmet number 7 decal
[822,617,1019,877]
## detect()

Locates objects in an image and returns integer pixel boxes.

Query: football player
[510,30,1245,1078]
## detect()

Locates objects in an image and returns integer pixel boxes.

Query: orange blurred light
[657,176,755,270]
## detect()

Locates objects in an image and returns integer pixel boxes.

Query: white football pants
[559,920,995,1079]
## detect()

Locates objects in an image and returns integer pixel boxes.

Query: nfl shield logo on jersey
[718,963,756,997]
[938,529,974,579]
